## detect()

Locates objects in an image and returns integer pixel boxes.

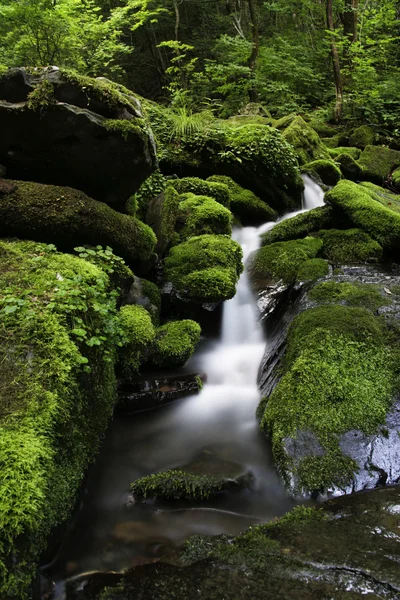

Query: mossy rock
[0,240,119,597]
[318,228,383,264]
[302,159,341,186]
[164,235,243,304]
[328,146,361,160]
[176,194,232,240]
[131,469,222,501]
[321,135,340,148]
[145,186,180,256]
[117,305,156,376]
[333,153,363,181]
[249,237,323,289]
[170,177,231,208]
[325,180,400,251]
[358,145,400,183]
[122,276,161,326]
[391,167,400,192]
[0,179,156,267]
[296,258,329,282]
[150,320,201,368]
[349,125,376,149]
[309,281,390,312]
[259,304,394,495]
[280,116,330,165]
[207,175,277,225]
[359,181,400,212]
[261,206,334,245]
[131,170,168,220]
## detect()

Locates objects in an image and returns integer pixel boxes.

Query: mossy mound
[302,159,341,186]
[261,206,334,245]
[145,185,180,256]
[164,235,243,303]
[259,305,394,495]
[328,146,361,160]
[278,116,330,165]
[296,258,329,282]
[249,237,323,288]
[358,145,400,183]
[170,177,230,208]
[359,181,400,211]
[392,167,400,191]
[309,281,389,312]
[131,469,222,501]
[0,179,156,267]
[207,175,277,225]
[333,153,363,181]
[325,180,400,251]
[176,194,232,240]
[150,320,201,368]
[118,305,156,376]
[349,125,375,149]
[318,228,383,264]
[0,240,119,598]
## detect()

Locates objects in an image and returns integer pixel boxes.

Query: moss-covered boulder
[333,153,363,181]
[391,166,400,191]
[328,146,361,160]
[145,185,179,256]
[302,159,341,186]
[359,181,400,210]
[122,276,161,325]
[296,258,329,281]
[325,180,400,251]
[207,175,277,225]
[164,235,243,304]
[0,179,156,267]
[261,206,334,245]
[358,145,400,183]
[276,115,330,165]
[349,124,375,149]
[0,67,157,209]
[176,194,232,240]
[170,177,230,208]
[117,305,156,376]
[150,320,201,368]
[318,228,383,264]
[0,240,121,598]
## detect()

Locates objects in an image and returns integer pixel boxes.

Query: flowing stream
[48,175,324,598]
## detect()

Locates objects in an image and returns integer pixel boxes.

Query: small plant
[131,469,223,500]
[27,80,55,111]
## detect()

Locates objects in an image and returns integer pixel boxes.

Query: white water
[49,175,325,597]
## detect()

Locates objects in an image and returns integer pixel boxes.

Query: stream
[47,175,325,599]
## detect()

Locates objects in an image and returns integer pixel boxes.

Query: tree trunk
[326,0,343,121]
[343,0,359,42]
[247,0,259,102]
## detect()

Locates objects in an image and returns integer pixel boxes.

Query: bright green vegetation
[309,281,390,312]
[207,175,277,224]
[151,320,201,368]
[333,153,363,181]
[249,237,323,285]
[326,180,400,250]
[349,125,376,149]
[0,240,120,598]
[358,145,400,183]
[279,116,329,164]
[0,180,156,266]
[359,181,400,212]
[164,235,243,303]
[103,118,146,142]
[328,147,361,160]
[302,159,341,186]
[318,228,383,264]
[259,305,395,494]
[117,305,156,376]
[170,177,231,208]
[130,170,168,220]
[296,259,329,282]
[131,469,222,500]
[177,194,232,240]
[261,206,333,245]
[27,79,55,111]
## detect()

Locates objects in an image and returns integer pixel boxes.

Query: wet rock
[116,372,204,414]
[0,67,157,209]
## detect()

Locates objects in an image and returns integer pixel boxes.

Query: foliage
[131,469,222,501]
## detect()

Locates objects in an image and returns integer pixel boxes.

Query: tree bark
[247,0,259,102]
[326,0,343,121]
[343,0,359,42]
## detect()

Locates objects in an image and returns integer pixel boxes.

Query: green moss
[249,237,323,285]
[358,145,400,183]
[333,153,363,181]
[360,181,400,212]
[159,185,180,251]
[260,306,394,494]
[0,180,156,266]
[318,228,383,264]
[392,167,400,191]
[322,136,340,148]
[118,305,156,375]
[131,170,168,220]
[309,281,389,312]
[207,175,277,224]
[281,116,330,165]
[131,469,221,500]
[164,235,243,303]
[325,180,400,250]
[170,177,231,208]
[349,125,375,149]
[0,240,119,597]
[302,159,341,186]
[296,258,329,281]
[27,80,55,111]
[261,206,333,245]
[104,119,146,142]
[140,279,161,325]
[328,146,361,160]
[151,320,201,368]
[177,194,232,240]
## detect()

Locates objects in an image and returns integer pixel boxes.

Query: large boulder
[0,67,157,210]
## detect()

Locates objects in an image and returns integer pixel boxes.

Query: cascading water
[48,175,325,599]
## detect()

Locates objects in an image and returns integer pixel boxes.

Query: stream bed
[47,176,324,599]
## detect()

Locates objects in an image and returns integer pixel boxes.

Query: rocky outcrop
[0,67,157,210]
